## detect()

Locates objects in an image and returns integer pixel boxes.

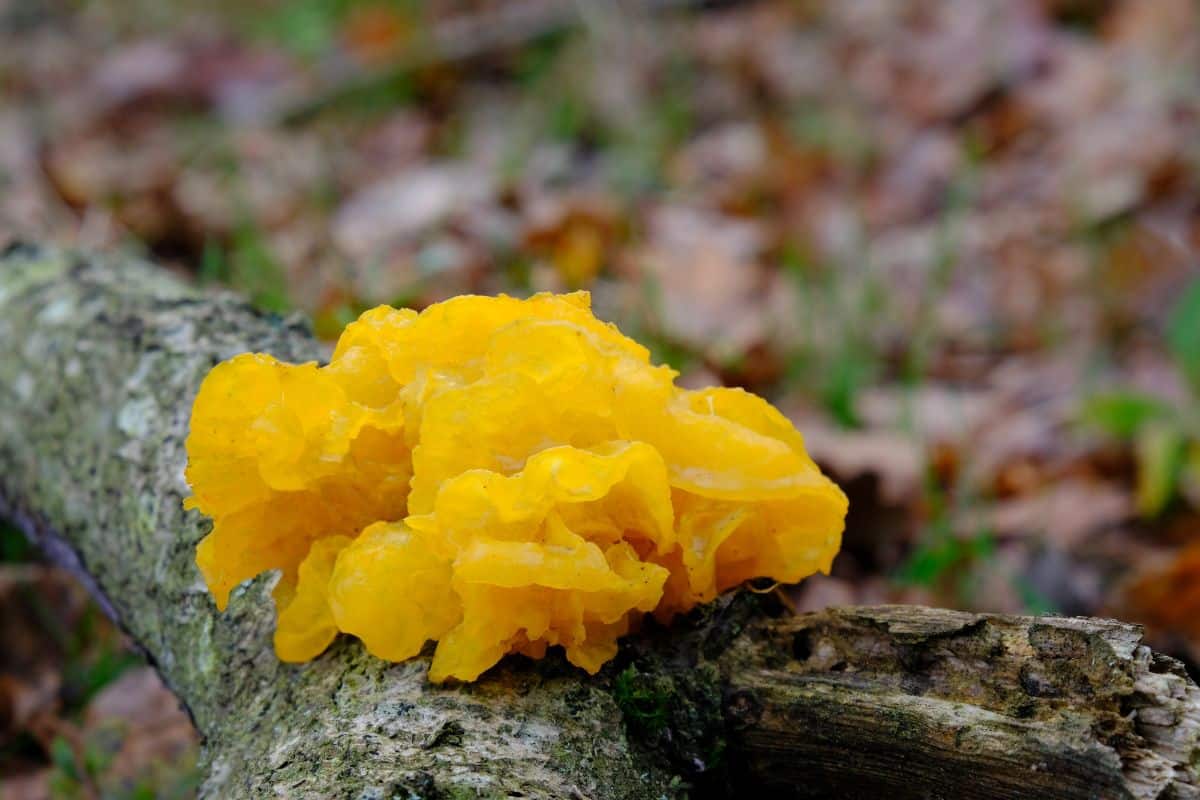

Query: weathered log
[1,243,1197,799]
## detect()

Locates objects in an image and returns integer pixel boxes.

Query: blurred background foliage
[2,0,1200,795]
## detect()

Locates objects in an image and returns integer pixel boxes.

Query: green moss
[609,660,726,782]
[613,666,672,736]
[0,519,33,561]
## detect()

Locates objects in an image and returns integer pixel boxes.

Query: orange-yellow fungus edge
[183,291,848,682]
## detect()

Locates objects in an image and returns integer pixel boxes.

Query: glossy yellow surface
[184,292,847,681]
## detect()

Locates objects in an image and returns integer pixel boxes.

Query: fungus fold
[184,292,847,681]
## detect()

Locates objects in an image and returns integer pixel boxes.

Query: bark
[0,243,1197,799]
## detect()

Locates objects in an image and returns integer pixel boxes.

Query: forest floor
[2,0,1199,796]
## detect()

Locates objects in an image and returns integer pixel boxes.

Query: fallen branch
[276,0,715,125]
[1,243,1197,798]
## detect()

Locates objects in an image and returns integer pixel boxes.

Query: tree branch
[1,243,1196,799]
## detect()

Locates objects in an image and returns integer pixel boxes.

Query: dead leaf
[82,667,197,788]
[523,192,620,288]
[0,769,51,800]
[333,163,495,261]
[961,478,1133,549]
[798,419,924,507]
[622,204,769,361]
[788,574,857,612]
[857,385,996,443]
[91,40,189,111]
[790,574,936,613]
[43,128,182,244]
[1106,0,1199,57]
[348,111,435,183]
[341,5,414,66]
[669,121,768,199]
[0,672,60,746]
[0,566,90,677]
[1122,544,1200,644]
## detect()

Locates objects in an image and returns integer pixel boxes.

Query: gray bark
[1,243,1197,799]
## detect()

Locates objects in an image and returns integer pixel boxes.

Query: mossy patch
[613,665,672,736]
[610,659,726,785]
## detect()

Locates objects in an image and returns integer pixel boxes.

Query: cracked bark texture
[1,244,1198,799]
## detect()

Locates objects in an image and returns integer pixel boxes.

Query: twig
[276,0,721,125]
